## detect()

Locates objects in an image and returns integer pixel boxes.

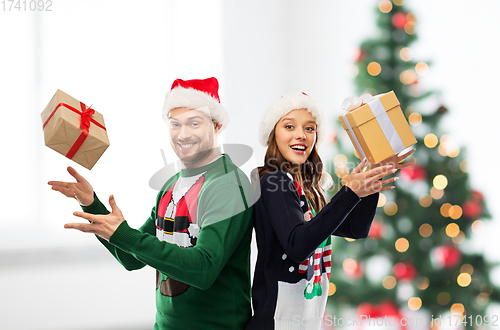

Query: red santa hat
[162,77,229,131]
[258,91,325,146]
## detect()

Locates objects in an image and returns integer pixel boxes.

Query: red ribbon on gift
[43,102,106,160]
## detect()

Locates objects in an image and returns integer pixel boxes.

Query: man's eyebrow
[169,115,205,121]
[186,116,205,121]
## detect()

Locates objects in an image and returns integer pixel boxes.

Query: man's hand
[65,195,125,241]
[48,166,94,206]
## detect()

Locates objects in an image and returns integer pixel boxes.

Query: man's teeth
[180,143,195,148]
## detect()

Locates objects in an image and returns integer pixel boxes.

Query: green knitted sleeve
[108,177,253,290]
[81,192,155,271]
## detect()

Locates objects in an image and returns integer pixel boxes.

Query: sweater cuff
[336,185,361,211]
[81,192,109,215]
[109,220,141,253]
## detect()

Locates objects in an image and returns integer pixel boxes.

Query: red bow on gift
[79,102,95,132]
[43,101,106,160]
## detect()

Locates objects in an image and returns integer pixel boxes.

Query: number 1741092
[1,0,52,11]
[431,314,499,327]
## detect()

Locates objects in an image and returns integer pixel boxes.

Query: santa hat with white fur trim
[259,91,332,190]
[258,91,325,146]
[162,77,229,131]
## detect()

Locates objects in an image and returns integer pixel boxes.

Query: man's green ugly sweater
[82,154,254,329]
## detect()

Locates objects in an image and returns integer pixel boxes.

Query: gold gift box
[339,91,416,164]
[41,90,109,170]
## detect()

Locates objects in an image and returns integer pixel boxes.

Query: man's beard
[173,133,216,167]
[179,146,214,167]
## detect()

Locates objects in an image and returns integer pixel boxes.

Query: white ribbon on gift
[341,93,405,163]
[341,110,367,160]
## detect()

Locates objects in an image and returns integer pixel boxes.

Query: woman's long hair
[258,127,326,213]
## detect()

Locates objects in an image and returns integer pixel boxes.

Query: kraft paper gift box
[41,90,109,170]
[339,91,416,164]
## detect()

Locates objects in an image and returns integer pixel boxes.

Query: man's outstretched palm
[48,166,94,206]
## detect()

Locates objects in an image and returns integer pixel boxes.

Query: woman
[246,92,413,329]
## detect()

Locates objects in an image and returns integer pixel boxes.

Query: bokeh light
[400,47,413,61]
[452,231,465,244]
[384,201,398,215]
[367,62,382,76]
[352,65,359,77]
[430,187,444,199]
[400,70,417,84]
[419,223,432,237]
[393,0,405,5]
[449,205,463,220]
[433,174,448,189]
[437,292,450,305]
[378,193,387,207]
[328,282,336,296]
[404,23,416,34]
[476,293,489,306]
[419,194,432,207]
[334,154,348,166]
[451,303,465,315]
[424,133,438,148]
[457,273,472,288]
[445,223,460,237]
[408,297,422,310]
[440,134,451,145]
[440,203,452,217]
[460,159,468,172]
[415,62,429,75]
[335,165,350,179]
[383,276,397,289]
[417,277,429,290]
[395,238,409,252]
[460,264,474,275]
[480,283,493,294]
[471,220,484,233]
[406,12,417,23]
[408,112,422,126]
[343,258,356,271]
[378,0,392,13]
[445,144,460,158]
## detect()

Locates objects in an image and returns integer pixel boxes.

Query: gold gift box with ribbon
[41,90,110,170]
[339,91,416,164]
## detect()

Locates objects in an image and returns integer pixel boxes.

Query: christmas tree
[325,1,498,328]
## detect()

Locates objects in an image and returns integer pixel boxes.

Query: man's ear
[214,123,222,133]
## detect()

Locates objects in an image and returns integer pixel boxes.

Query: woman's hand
[367,148,415,172]
[65,195,124,241]
[346,158,398,198]
[48,166,94,206]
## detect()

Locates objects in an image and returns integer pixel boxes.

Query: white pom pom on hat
[162,77,229,132]
[258,91,326,146]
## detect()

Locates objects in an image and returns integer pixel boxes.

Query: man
[48,77,254,329]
